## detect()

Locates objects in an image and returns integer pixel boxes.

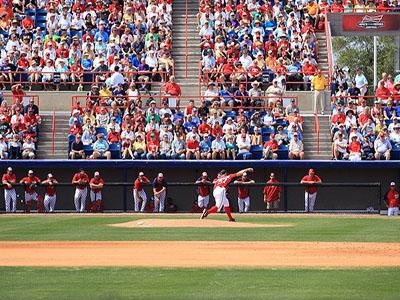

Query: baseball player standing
[72,168,89,213]
[42,173,58,213]
[152,173,167,213]
[89,171,104,213]
[2,167,17,213]
[201,168,254,222]
[195,172,211,210]
[234,172,255,213]
[133,172,150,212]
[263,173,281,213]
[19,170,41,213]
[300,168,322,212]
[384,182,399,216]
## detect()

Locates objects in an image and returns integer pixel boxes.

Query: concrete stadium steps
[302,115,331,160]
[36,112,69,159]
[315,32,330,72]
[172,0,201,98]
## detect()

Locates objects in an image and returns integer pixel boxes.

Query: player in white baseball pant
[198,195,209,209]
[154,190,166,212]
[25,192,38,203]
[238,196,250,213]
[133,189,147,212]
[305,192,317,212]
[44,194,56,212]
[4,189,16,212]
[90,190,102,203]
[213,187,229,210]
[388,207,399,216]
[74,188,87,212]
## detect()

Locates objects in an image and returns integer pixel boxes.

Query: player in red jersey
[234,172,255,213]
[384,182,399,216]
[89,171,104,213]
[195,172,212,210]
[2,167,17,213]
[19,170,41,213]
[42,173,58,213]
[200,168,254,222]
[72,168,89,212]
[133,172,150,212]
[263,173,281,213]
[301,168,322,212]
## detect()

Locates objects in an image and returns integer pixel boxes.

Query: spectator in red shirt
[164,75,181,105]
[198,117,212,137]
[348,135,362,161]
[146,132,159,159]
[262,133,279,160]
[21,15,34,31]
[302,59,317,90]
[375,81,391,100]
[329,0,344,12]
[107,127,121,144]
[69,118,83,135]
[331,109,346,126]
[186,135,200,159]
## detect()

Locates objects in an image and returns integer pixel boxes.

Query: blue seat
[261,127,273,135]
[109,143,122,159]
[95,127,107,136]
[277,149,289,159]
[83,145,93,157]
[262,133,270,143]
[250,145,263,160]
[25,9,36,17]
[391,150,400,160]
[35,8,47,16]
[225,111,236,119]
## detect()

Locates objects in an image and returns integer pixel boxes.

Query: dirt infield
[1,241,400,268]
[111,219,292,228]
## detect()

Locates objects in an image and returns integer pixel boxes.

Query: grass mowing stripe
[0,216,399,242]
[0,267,399,300]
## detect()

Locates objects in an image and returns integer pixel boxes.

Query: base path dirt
[111,219,292,228]
[1,241,400,268]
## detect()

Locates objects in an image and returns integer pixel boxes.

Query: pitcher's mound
[111,218,292,228]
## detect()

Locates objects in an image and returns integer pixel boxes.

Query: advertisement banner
[342,13,400,32]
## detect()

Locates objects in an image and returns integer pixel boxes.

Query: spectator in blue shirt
[200,134,212,159]
[92,133,111,159]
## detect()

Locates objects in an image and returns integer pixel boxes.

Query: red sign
[342,13,400,31]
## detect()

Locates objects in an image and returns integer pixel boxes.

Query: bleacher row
[66,95,304,160]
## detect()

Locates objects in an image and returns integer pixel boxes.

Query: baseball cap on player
[202,172,207,177]
[7,167,12,171]
[270,173,275,178]
[28,170,34,174]
[390,182,396,186]
[158,173,164,178]
[139,172,144,176]
[48,173,53,178]
[94,171,100,177]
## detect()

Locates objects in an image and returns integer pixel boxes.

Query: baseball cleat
[200,208,208,219]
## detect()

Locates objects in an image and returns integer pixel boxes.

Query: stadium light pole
[373,36,378,89]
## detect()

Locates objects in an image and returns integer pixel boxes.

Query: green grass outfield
[0,267,399,300]
[0,214,399,242]
[1,214,400,299]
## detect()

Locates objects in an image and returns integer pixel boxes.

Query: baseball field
[1,213,400,299]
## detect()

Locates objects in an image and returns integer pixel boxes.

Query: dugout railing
[1,181,382,214]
